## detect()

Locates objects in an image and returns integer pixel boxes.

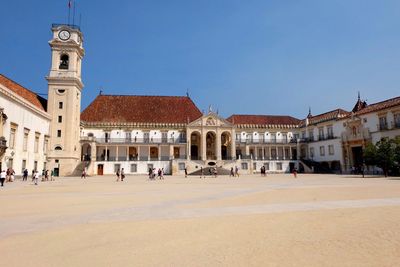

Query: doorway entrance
[97,164,104,175]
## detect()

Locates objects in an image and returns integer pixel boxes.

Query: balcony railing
[95,137,186,144]
[96,156,176,162]
[238,139,297,145]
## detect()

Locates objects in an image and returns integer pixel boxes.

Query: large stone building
[1,24,400,176]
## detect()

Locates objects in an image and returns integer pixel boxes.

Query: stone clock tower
[46,24,84,176]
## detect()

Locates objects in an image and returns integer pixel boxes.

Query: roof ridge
[98,94,189,98]
[309,108,349,118]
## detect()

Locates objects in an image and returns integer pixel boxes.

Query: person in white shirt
[0,170,6,187]
[34,171,40,185]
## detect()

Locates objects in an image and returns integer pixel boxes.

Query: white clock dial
[58,30,71,41]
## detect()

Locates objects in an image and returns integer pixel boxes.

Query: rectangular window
[320,146,325,156]
[57,130,61,137]
[379,116,387,130]
[253,162,257,170]
[327,126,334,138]
[276,162,282,170]
[130,164,137,173]
[23,128,29,151]
[147,164,154,171]
[241,162,248,170]
[308,130,314,141]
[310,147,315,158]
[264,162,269,170]
[270,133,276,143]
[144,132,150,143]
[179,163,185,170]
[301,131,306,139]
[58,116,62,123]
[21,159,26,173]
[328,145,334,155]
[44,137,49,154]
[162,132,168,143]
[9,124,17,149]
[59,102,63,109]
[318,127,324,140]
[114,164,121,173]
[236,133,241,141]
[34,133,40,153]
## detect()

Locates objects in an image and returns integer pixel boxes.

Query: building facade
[1,24,400,176]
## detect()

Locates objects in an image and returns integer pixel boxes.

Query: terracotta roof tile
[0,74,47,111]
[81,95,203,124]
[299,108,350,127]
[226,114,300,126]
[353,96,400,115]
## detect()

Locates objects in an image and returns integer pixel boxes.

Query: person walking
[235,166,240,177]
[50,169,55,181]
[34,171,39,185]
[0,170,6,187]
[45,169,49,181]
[23,169,28,181]
[157,168,162,180]
[116,168,120,182]
[184,167,188,178]
[81,169,87,179]
[161,168,164,179]
[293,167,297,178]
[200,167,203,178]
[31,169,35,182]
[121,168,125,181]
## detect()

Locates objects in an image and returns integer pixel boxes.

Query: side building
[0,74,50,174]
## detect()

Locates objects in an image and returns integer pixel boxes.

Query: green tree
[375,138,396,177]
[363,142,377,166]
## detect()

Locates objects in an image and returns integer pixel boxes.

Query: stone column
[126,146,129,161]
[170,145,174,160]
[231,129,236,160]
[116,146,119,161]
[105,145,108,161]
[202,133,207,161]
[187,131,191,160]
[216,131,221,161]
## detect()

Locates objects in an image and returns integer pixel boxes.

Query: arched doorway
[81,143,91,161]
[221,132,232,160]
[190,132,201,160]
[206,131,216,160]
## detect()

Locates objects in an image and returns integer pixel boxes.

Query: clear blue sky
[1,0,400,118]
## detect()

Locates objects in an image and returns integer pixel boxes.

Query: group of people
[229,166,240,177]
[148,168,165,180]
[116,168,126,181]
[0,168,54,187]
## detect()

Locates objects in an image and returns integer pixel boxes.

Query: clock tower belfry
[46,24,84,176]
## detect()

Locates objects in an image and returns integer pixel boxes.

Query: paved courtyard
[1,173,400,266]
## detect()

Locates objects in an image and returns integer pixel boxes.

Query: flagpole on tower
[68,0,72,26]
[73,0,76,26]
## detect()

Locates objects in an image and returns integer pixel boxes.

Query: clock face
[58,30,71,41]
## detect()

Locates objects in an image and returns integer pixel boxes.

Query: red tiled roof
[0,74,47,111]
[226,114,300,126]
[300,108,350,127]
[81,95,203,124]
[353,96,400,115]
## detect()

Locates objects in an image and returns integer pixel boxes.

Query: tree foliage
[363,138,399,177]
